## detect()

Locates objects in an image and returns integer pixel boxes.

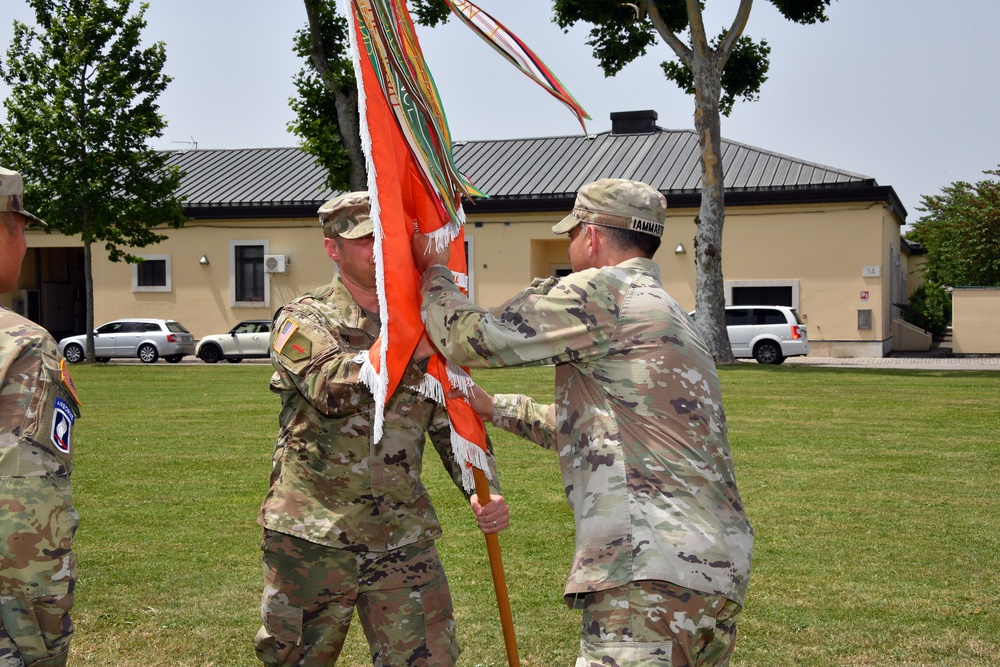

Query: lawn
[57,363,999,666]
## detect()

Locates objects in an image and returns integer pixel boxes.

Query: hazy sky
[2,0,999,225]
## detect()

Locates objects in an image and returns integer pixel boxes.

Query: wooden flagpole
[473,467,519,667]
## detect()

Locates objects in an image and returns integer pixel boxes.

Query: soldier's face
[325,233,377,290]
[0,212,27,293]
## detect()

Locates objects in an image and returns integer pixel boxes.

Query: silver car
[195,319,271,363]
[59,318,196,364]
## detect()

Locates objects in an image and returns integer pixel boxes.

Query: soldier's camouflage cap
[318,191,374,239]
[553,178,666,238]
[0,167,46,226]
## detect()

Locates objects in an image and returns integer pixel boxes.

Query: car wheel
[754,340,783,365]
[138,343,159,364]
[225,357,243,364]
[165,355,183,363]
[199,345,222,364]
[63,343,85,364]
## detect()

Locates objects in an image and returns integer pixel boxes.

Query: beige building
[6,110,925,357]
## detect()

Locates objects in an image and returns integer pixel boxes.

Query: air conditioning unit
[264,254,289,273]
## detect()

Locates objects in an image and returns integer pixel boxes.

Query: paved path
[781,354,1000,371]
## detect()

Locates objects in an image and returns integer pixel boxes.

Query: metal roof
[165,120,903,220]
[453,127,873,200]
[165,147,337,218]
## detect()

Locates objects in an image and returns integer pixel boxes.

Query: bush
[908,281,952,335]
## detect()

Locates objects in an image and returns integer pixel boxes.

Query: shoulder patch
[281,331,313,362]
[60,359,81,406]
[273,320,299,354]
[51,397,75,454]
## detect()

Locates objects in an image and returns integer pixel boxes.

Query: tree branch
[719,0,753,61]
[304,0,334,86]
[641,0,692,66]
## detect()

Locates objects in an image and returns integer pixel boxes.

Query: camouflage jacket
[0,307,81,598]
[259,276,499,552]
[420,259,753,605]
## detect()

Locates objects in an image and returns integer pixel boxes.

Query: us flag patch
[274,320,298,354]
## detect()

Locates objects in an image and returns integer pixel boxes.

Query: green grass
[59,363,999,666]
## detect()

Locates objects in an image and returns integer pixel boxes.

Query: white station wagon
[59,318,195,364]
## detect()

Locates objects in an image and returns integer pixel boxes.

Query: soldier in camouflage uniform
[0,168,81,667]
[254,192,509,667]
[413,179,754,667]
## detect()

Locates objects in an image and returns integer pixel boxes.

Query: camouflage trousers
[0,593,74,667]
[254,530,459,667]
[574,580,741,667]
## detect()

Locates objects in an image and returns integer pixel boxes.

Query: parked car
[59,319,196,364]
[690,305,809,364]
[195,319,272,363]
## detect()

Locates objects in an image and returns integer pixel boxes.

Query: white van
[690,306,809,364]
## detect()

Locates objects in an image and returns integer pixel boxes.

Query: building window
[230,240,270,307]
[132,255,171,293]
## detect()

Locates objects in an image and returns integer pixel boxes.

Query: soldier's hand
[412,230,450,274]
[472,494,508,534]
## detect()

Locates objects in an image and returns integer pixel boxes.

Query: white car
[690,305,809,364]
[59,318,195,364]
[195,319,272,363]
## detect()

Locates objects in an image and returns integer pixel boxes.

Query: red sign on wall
[860,291,870,301]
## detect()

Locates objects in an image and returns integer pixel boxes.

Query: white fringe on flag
[406,372,446,404]
[451,416,493,493]
[446,361,475,395]
[345,0,389,442]
[422,219,461,254]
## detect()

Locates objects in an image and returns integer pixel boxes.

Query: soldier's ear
[324,237,341,262]
[585,224,599,258]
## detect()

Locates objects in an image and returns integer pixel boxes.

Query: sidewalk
[780,336,1000,370]
[781,354,1000,371]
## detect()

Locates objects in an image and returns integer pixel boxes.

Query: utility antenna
[170,136,198,150]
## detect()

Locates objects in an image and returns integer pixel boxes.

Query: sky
[2,0,1000,226]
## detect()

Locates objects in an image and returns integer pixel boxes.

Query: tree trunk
[333,87,367,191]
[692,64,737,364]
[83,238,95,362]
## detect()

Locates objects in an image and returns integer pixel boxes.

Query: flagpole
[473,467,520,667]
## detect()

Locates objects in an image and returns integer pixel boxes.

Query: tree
[552,0,831,363]
[292,0,365,191]
[909,167,1000,288]
[293,0,450,191]
[0,0,186,361]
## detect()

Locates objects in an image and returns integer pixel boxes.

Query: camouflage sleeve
[492,393,557,451]
[419,265,615,369]
[425,401,502,497]
[269,305,374,417]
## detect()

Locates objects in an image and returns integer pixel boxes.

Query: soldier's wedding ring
[492,520,497,527]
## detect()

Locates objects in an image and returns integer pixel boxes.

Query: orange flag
[349,0,490,488]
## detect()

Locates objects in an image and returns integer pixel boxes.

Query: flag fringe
[347,0,390,442]
[407,372,446,404]
[452,421,493,493]
[446,361,475,394]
